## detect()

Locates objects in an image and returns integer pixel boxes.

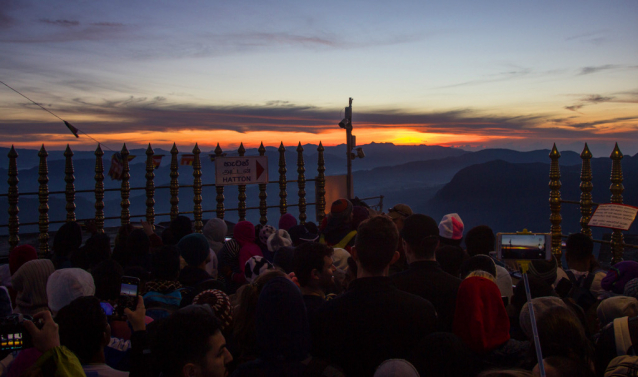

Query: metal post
[610,143,624,264]
[37,145,49,256]
[549,144,562,266]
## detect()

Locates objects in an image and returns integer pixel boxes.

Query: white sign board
[588,204,638,231]
[215,156,268,186]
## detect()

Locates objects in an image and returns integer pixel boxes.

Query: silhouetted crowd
[1,198,637,377]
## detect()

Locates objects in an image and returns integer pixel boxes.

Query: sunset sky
[1,0,637,156]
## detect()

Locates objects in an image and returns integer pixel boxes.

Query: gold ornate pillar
[215,144,225,219]
[8,146,19,251]
[316,142,326,223]
[38,145,49,256]
[297,142,306,225]
[193,144,203,232]
[145,144,155,228]
[64,145,76,222]
[579,144,593,238]
[94,145,105,233]
[278,142,287,215]
[610,143,624,264]
[120,144,131,226]
[549,144,562,266]
[170,143,179,221]
[258,143,268,225]
[237,143,247,221]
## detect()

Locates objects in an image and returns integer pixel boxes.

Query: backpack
[565,270,597,312]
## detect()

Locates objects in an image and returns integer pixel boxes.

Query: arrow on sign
[256,160,265,180]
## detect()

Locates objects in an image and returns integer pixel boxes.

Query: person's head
[202,218,227,249]
[353,216,400,276]
[597,296,638,328]
[532,356,595,377]
[460,255,497,280]
[244,256,275,284]
[47,268,96,315]
[519,297,568,340]
[91,259,123,302]
[233,221,256,245]
[126,228,151,256]
[330,199,354,223]
[273,246,295,273]
[9,244,38,275]
[258,225,276,247]
[510,277,556,316]
[11,259,55,316]
[465,225,495,256]
[453,276,510,354]
[400,214,440,263]
[278,213,298,231]
[533,305,593,365]
[293,243,335,291]
[84,233,111,269]
[438,213,464,247]
[256,277,311,361]
[267,229,293,252]
[152,245,181,280]
[56,296,109,364]
[565,233,594,267]
[527,256,559,287]
[352,206,370,231]
[170,216,193,244]
[601,261,638,294]
[53,221,83,257]
[178,233,211,269]
[288,225,318,246]
[436,245,468,277]
[192,290,234,333]
[387,204,412,231]
[154,305,233,377]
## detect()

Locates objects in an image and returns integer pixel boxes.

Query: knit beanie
[439,213,464,240]
[244,256,275,284]
[278,214,298,231]
[527,256,558,287]
[519,296,568,340]
[47,268,96,314]
[11,259,55,316]
[625,278,638,299]
[332,248,351,272]
[9,244,38,275]
[330,199,353,219]
[192,290,233,331]
[374,359,420,377]
[259,225,276,246]
[597,296,638,328]
[602,261,638,294]
[604,355,638,376]
[178,233,210,267]
[267,229,293,252]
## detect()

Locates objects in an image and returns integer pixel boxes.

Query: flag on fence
[108,153,136,180]
[180,154,195,166]
[64,121,79,138]
[152,155,164,168]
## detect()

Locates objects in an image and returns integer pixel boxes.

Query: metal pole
[346,98,353,200]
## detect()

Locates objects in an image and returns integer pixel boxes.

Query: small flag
[180,154,194,166]
[152,155,164,168]
[64,121,79,138]
[108,153,137,180]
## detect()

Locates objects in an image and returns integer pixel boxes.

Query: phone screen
[0,332,24,351]
[118,277,140,314]
[497,233,551,260]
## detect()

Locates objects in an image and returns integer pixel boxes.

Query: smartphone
[0,314,35,352]
[496,233,551,260]
[117,276,140,316]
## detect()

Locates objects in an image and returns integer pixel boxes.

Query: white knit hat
[47,268,95,314]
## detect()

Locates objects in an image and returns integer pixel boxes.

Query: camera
[0,314,36,351]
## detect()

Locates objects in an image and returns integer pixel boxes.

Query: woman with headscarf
[218,221,261,294]
[203,218,228,256]
[11,259,55,316]
[236,221,263,277]
[52,221,82,270]
[453,276,529,369]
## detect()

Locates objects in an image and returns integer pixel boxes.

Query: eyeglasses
[389,207,410,218]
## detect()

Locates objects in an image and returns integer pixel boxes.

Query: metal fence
[3,141,328,257]
[549,142,637,266]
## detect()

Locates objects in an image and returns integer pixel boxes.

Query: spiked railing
[237,143,247,222]
[120,144,131,226]
[94,145,105,232]
[279,142,287,215]
[1,141,329,251]
[258,143,268,225]
[193,144,203,232]
[145,144,156,228]
[64,145,76,222]
[170,143,179,221]
[549,144,562,265]
[551,143,637,265]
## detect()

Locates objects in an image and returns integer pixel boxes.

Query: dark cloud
[564,104,584,112]
[578,65,618,75]
[39,18,80,26]
[582,94,613,103]
[437,68,532,88]
[90,22,125,27]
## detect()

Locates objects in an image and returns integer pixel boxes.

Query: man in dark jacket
[177,233,224,306]
[391,214,461,332]
[313,216,437,377]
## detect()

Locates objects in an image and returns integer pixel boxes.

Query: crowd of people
[0,198,637,377]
